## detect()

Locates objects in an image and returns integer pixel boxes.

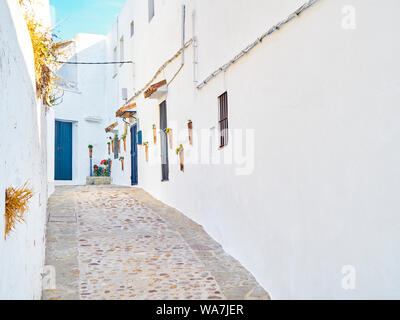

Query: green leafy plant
[176,144,184,155]
[152,124,157,129]
[88,145,93,149]
[143,142,149,147]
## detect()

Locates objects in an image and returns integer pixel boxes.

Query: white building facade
[0,0,53,299]
[55,0,400,299]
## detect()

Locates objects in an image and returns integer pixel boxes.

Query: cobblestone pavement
[43,186,270,300]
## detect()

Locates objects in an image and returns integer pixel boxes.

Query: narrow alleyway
[43,186,269,300]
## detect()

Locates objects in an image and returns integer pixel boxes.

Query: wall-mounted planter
[88,145,93,158]
[152,125,157,144]
[120,157,125,171]
[122,135,127,152]
[176,144,184,172]
[138,130,143,145]
[166,128,173,149]
[144,142,149,162]
[107,142,111,155]
[188,120,193,145]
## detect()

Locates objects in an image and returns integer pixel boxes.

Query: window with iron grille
[218,92,229,148]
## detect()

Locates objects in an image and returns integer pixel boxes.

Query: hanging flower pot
[165,128,173,149]
[107,142,111,155]
[120,157,125,171]
[88,145,93,158]
[118,139,121,152]
[122,134,127,152]
[188,120,193,145]
[176,144,184,172]
[152,124,157,145]
[112,140,115,153]
[144,142,149,162]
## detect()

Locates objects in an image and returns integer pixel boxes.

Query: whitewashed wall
[55,0,400,299]
[107,0,400,299]
[0,0,50,299]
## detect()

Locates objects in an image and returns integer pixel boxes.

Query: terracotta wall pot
[179,150,184,172]
[108,144,111,155]
[121,159,124,171]
[145,146,149,162]
[112,141,115,152]
[153,128,157,144]
[89,148,93,158]
[188,123,193,145]
[123,138,126,152]
[168,130,173,149]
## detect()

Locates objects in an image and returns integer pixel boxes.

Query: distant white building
[54,0,400,299]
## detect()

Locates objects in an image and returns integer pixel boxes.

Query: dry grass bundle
[4,183,34,240]
[19,0,60,106]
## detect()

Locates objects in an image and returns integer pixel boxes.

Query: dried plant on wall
[4,183,34,240]
[19,0,63,106]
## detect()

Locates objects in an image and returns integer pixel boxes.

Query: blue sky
[50,0,126,40]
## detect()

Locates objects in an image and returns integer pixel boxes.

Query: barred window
[218,92,229,148]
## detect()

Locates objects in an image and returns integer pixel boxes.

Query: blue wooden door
[55,121,73,181]
[131,124,138,185]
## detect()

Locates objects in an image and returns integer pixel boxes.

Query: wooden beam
[144,80,167,99]
[116,103,137,117]
[105,122,118,133]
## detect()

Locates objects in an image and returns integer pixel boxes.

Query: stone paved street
[42,186,269,300]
